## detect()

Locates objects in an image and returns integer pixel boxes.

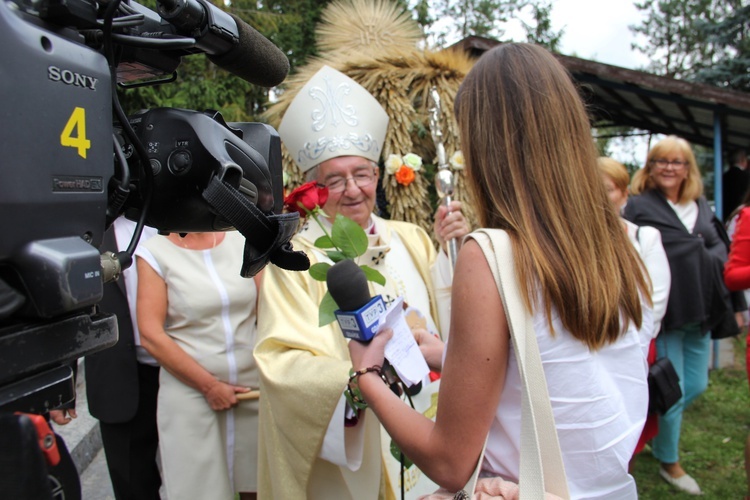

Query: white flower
[449,150,465,170]
[385,154,403,175]
[402,153,423,172]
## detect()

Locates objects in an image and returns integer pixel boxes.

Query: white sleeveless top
[481,295,651,499]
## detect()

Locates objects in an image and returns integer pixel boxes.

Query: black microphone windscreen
[208,14,290,87]
[326,260,371,312]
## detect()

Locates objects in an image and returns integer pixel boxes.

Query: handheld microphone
[328,260,426,394]
[156,0,290,87]
[326,260,386,342]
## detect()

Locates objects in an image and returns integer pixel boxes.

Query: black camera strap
[202,176,309,277]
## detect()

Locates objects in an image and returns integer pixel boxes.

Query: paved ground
[51,360,162,499]
[79,448,115,500]
[50,361,114,499]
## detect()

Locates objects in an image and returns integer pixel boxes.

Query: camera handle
[202,176,309,277]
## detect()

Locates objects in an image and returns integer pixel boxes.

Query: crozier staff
[429,87,459,271]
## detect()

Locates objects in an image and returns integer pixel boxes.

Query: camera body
[118,109,283,233]
[0,0,291,421]
[1,1,116,419]
[1,3,112,324]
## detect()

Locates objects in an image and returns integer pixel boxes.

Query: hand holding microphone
[328,260,430,391]
[327,260,398,398]
[348,327,393,376]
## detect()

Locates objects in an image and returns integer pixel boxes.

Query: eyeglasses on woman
[651,158,688,170]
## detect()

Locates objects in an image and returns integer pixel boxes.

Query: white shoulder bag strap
[468,229,570,500]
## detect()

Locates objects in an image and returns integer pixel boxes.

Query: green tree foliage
[630,0,749,91]
[630,0,714,79]
[522,0,562,51]
[423,0,563,49]
[692,3,750,91]
[118,55,256,120]
[259,0,330,74]
[118,0,333,121]
[412,0,433,28]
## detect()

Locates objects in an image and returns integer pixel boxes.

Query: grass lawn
[632,335,750,498]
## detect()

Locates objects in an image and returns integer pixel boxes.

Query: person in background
[599,156,631,215]
[624,135,737,495]
[598,156,671,466]
[349,43,652,498]
[723,149,749,222]
[86,218,161,499]
[254,65,469,499]
[51,217,161,500]
[723,187,750,500]
[136,231,261,500]
[598,157,670,331]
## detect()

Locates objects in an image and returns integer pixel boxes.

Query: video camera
[0,0,308,493]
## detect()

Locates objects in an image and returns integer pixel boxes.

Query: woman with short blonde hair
[624,135,738,495]
[630,135,703,203]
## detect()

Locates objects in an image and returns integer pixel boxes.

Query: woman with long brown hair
[348,43,653,498]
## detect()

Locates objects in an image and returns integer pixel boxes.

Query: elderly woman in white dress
[136,231,260,500]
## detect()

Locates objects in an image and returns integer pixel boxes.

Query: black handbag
[648,357,682,415]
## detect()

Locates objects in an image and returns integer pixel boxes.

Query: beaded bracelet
[345,365,388,410]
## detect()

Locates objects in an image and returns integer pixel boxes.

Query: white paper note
[380,297,430,386]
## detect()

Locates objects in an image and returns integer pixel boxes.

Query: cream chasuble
[255,214,451,499]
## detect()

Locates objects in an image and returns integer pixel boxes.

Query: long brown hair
[455,43,650,350]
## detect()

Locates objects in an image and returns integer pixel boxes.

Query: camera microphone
[157,0,289,87]
[326,260,386,342]
[209,13,290,88]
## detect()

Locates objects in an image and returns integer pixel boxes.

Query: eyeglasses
[318,169,377,193]
[651,158,688,170]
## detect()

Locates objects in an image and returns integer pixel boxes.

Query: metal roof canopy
[559,54,750,153]
[451,37,750,218]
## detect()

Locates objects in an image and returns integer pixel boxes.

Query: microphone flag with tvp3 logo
[326,259,386,341]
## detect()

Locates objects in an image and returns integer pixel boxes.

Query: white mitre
[278,65,389,173]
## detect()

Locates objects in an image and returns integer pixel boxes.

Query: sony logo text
[48,66,98,90]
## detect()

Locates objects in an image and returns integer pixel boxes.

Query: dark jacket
[722,165,750,221]
[623,189,741,333]
[84,230,140,423]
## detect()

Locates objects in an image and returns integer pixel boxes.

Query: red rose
[284,181,329,216]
